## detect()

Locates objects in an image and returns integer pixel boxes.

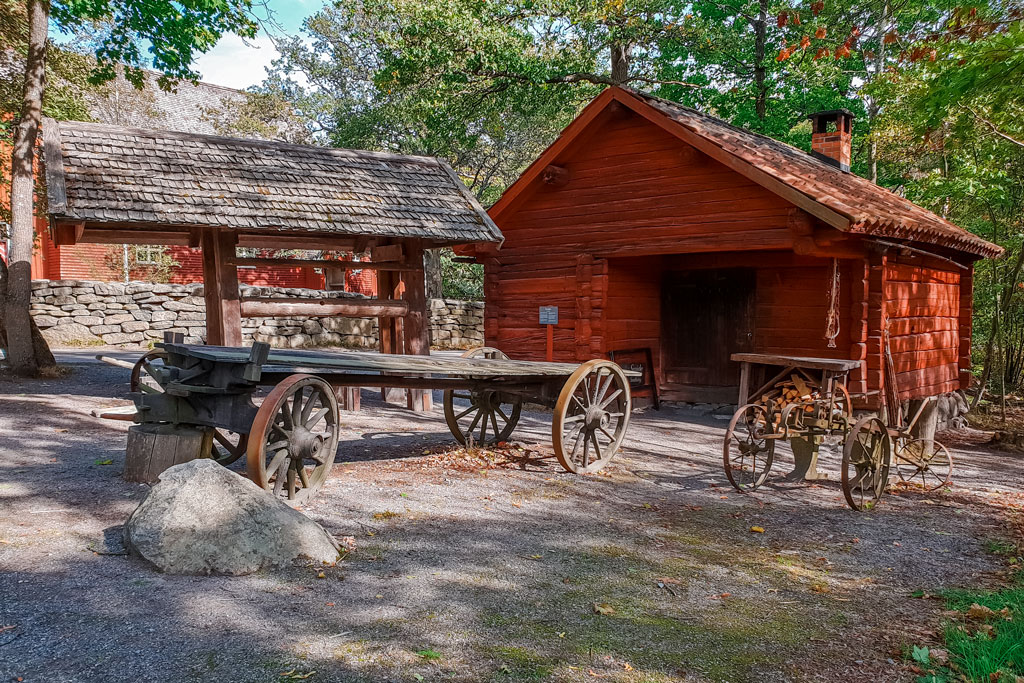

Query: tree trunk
[4,0,49,376]
[0,252,56,371]
[423,248,442,299]
[610,43,630,85]
[866,0,890,183]
[753,0,768,120]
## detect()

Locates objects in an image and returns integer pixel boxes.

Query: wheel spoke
[597,388,623,410]
[454,404,478,421]
[267,448,289,477]
[307,406,330,428]
[571,394,588,413]
[589,431,603,462]
[287,466,296,500]
[301,391,319,424]
[298,465,311,489]
[490,409,501,441]
[494,405,510,424]
[291,388,304,427]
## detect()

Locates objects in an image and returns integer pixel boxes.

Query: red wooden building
[459,87,1001,409]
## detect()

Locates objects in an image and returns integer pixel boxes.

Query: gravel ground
[1,348,1022,683]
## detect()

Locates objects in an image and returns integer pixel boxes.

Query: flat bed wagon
[120,340,636,504]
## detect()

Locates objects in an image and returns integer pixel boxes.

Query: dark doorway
[661,268,755,402]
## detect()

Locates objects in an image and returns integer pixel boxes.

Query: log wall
[884,260,962,400]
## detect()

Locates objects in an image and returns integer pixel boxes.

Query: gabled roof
[490,87,1000,259]
[42,119,503,246]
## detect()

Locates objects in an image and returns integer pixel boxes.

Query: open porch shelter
[41,119,502,406]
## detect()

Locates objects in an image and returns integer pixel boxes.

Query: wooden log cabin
[457,87,1002,411]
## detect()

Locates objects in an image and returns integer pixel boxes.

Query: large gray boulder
[124,459,339,575]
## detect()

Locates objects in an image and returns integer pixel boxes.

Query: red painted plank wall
[754,263,851,358]
[884,261,961,399]
[488,108,796,362]
[166,247,324,289]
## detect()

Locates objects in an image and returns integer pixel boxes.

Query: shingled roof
[42,119,503,245]
[623,89,999,258]
[489,87,1000,259]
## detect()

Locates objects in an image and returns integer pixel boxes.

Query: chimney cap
[807,108,855,122]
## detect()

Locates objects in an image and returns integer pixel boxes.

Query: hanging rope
[824,258,841,349]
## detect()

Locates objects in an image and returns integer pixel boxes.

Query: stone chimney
[808,109,854,172]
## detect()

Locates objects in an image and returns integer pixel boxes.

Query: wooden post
[401,242,432,412]
[377,268,405,404]
[201,228,242,346]
[866,248,888,413]
[737,361,751,406]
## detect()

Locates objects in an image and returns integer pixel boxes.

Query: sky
[190,0,320,90]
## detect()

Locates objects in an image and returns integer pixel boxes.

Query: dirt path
[1,353,1022,682]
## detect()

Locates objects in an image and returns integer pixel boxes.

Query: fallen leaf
[325,602,335,607]
[968,603,996,620]
[94,459,113,466]
[593,603,616,615]
[316,571,326,579]
[557,632,566,638]
[750,526,765,533]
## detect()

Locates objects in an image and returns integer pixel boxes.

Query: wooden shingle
[43,119,503,246]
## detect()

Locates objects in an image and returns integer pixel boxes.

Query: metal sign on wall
[539,306,558,326]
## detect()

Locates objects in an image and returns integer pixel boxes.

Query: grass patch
[487,646,555,681]
[914,575,1024,682]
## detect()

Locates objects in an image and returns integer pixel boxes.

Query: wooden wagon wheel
[895,438,953,490]
[723,403,775,492]
[443,347,522,446]
[246,374,340,506]
[842,416,892,511]
[552,359,630,474]
[130,350,249,466]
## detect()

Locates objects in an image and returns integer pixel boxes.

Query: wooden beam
[52,221,85,246]
[541,165,570,186]
[77,228,192,246]
[202,229,242,346]
[370,244,404,262]
[235,233,360,251]
[240,297,409,318]
[227,256,419,271]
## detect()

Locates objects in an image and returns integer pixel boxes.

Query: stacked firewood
[758,374,820,417]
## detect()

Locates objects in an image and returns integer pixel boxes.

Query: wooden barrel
[124,424,212,484]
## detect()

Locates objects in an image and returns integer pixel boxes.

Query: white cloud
[192,33,281,90]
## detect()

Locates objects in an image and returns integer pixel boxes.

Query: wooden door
[661,269,755,395]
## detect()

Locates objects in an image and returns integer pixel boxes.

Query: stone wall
[30,280,484,350]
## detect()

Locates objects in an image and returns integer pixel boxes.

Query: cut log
[124,424,213,484]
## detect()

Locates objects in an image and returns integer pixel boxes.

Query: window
[134,245,164,265]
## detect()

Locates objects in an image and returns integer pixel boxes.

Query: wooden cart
[724,353,953,511]
[123,341,635,504]
[723,353,865,508]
